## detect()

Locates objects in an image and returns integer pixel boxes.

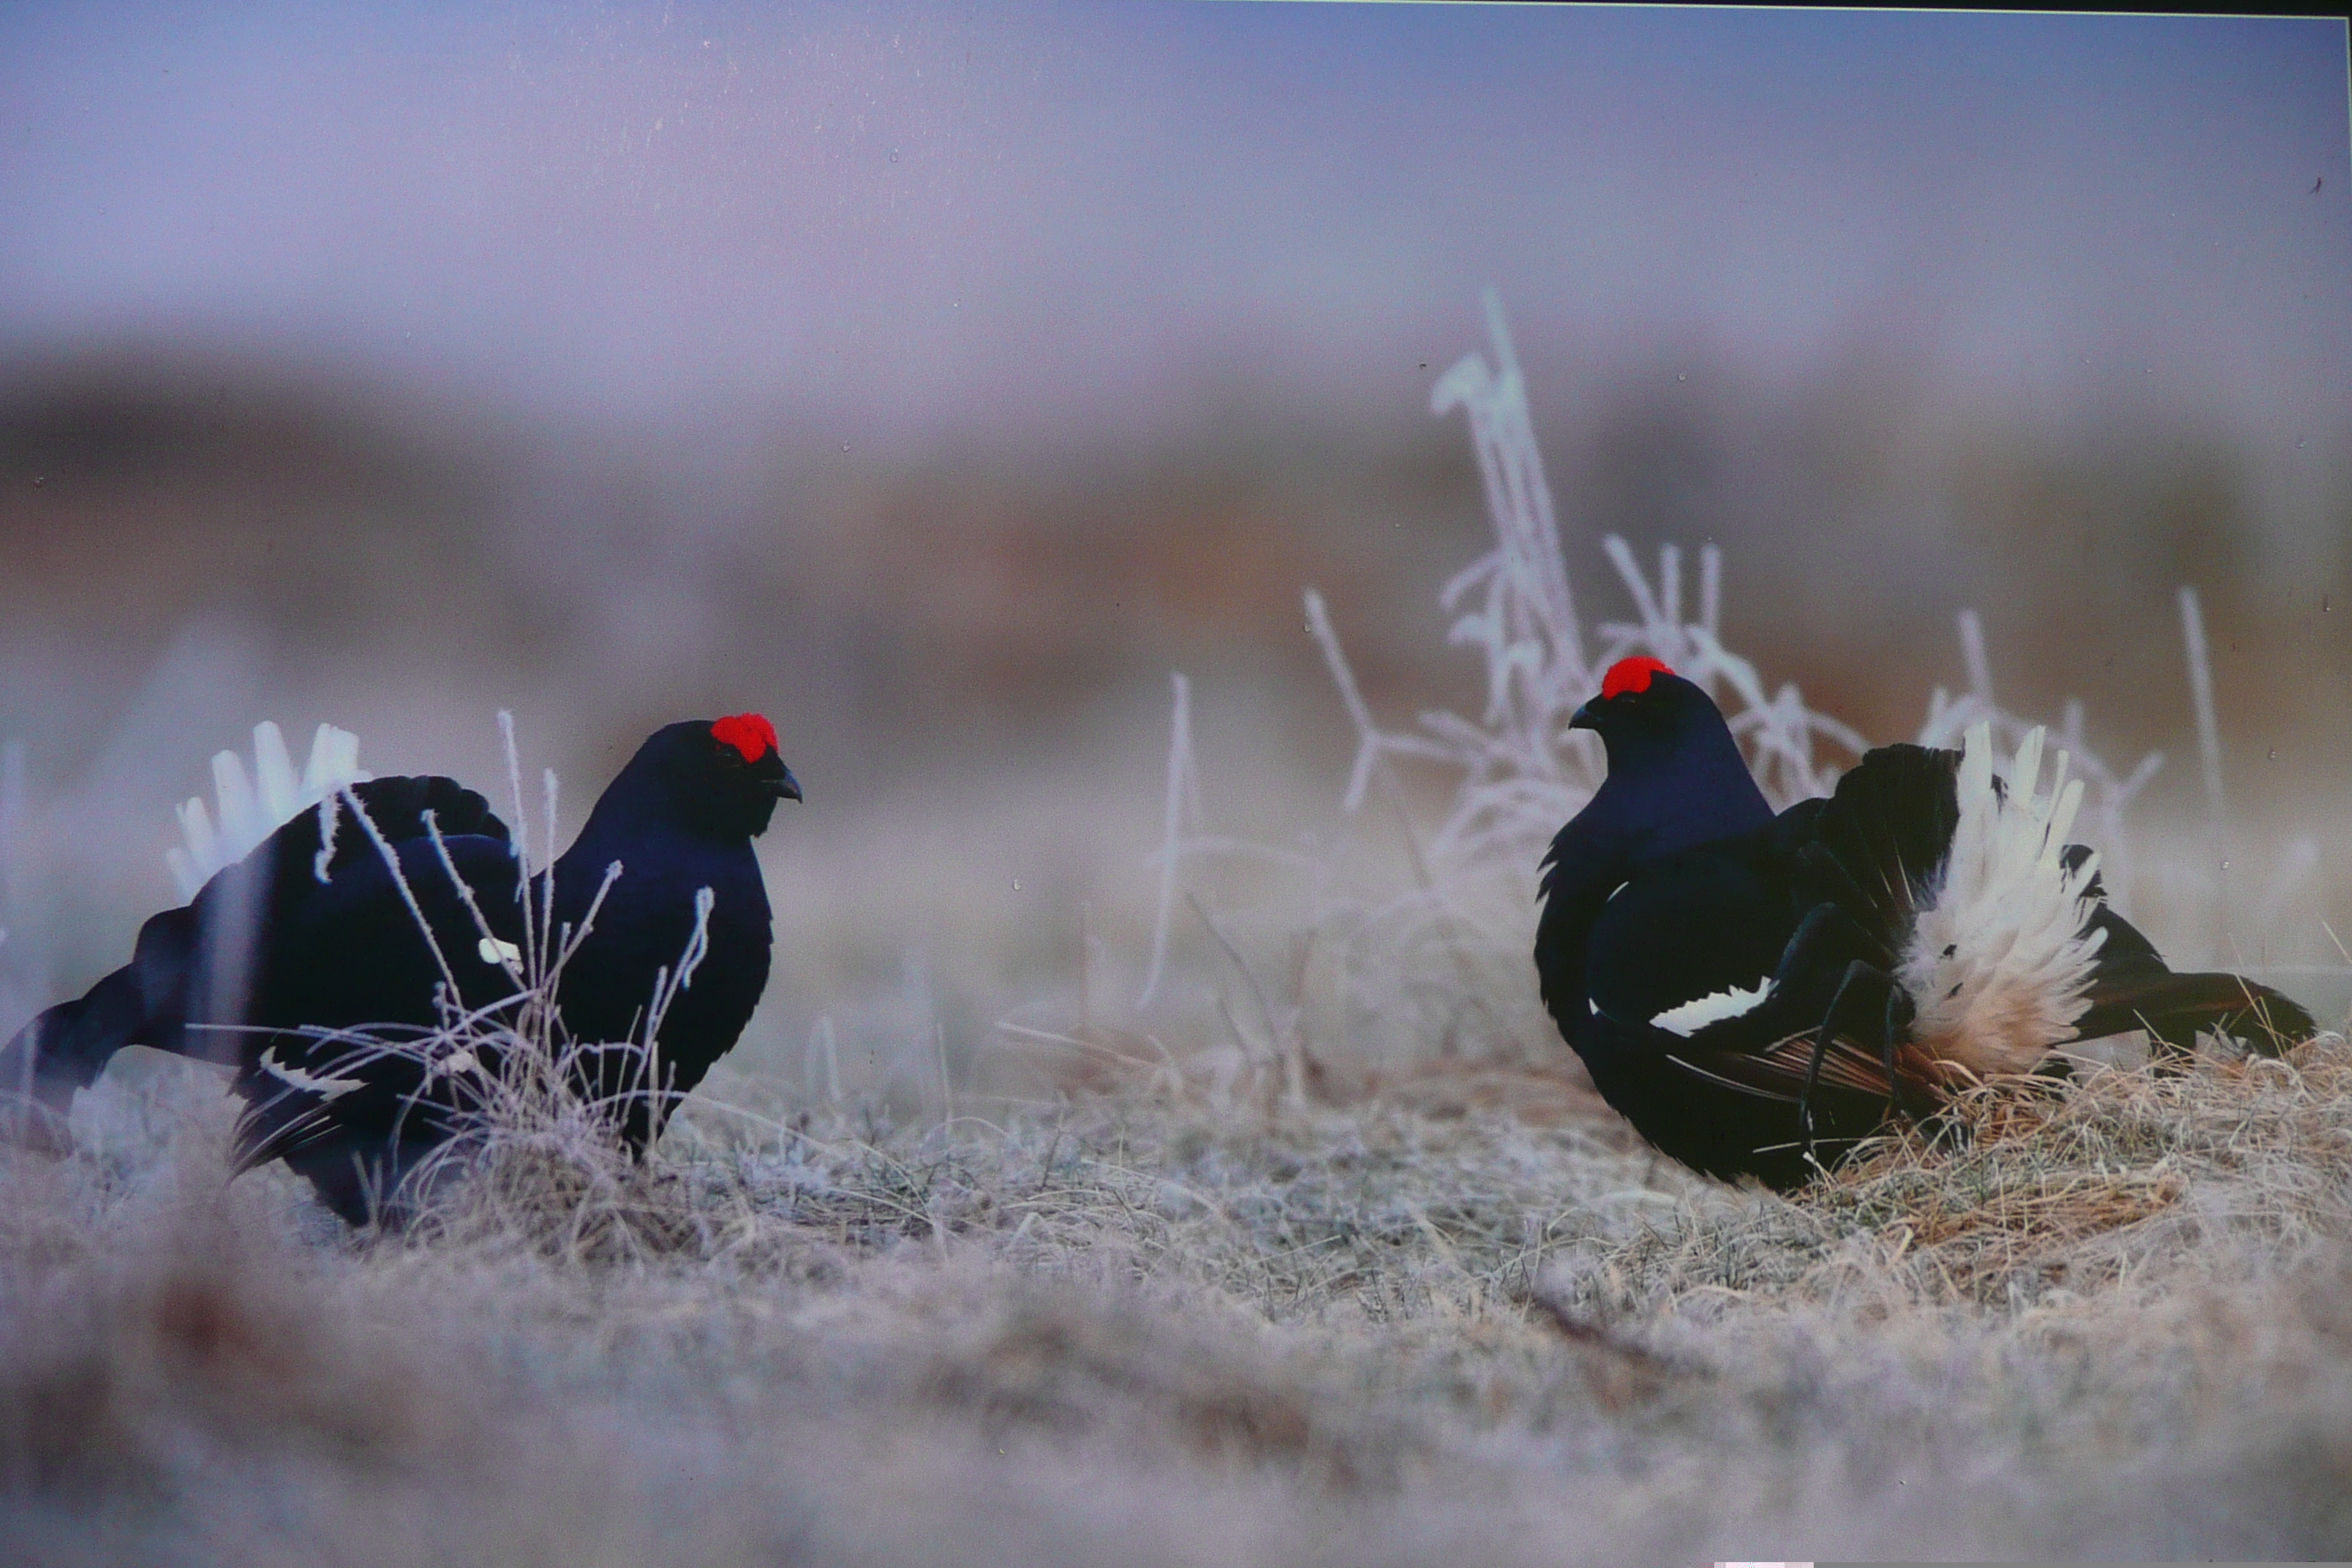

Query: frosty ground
[6,1028,2352,1566]
[6,298,2348,1564]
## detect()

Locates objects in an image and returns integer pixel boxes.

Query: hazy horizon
[3,7,2343,476]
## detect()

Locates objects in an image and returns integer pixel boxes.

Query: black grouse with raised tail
[0,714,800,1223]
[1536,657,2313,1188]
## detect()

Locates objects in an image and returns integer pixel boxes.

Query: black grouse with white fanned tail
[0,715,801,1224]
[1535,657,2314,1188]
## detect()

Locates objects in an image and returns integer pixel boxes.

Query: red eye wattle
[1600,656,1673,701]
[712,713,776,762]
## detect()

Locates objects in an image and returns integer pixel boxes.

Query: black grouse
[0,713,800,1223]
[1537,656,2315,1188]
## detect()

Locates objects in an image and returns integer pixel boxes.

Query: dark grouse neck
[1599,715,1774,861]
[1537,711,1773,1034]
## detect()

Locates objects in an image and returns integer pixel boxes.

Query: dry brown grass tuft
[1809,1035,2352,1296]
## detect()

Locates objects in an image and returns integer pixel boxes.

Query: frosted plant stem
[0,739,21,952]
[937,1022,954,1133]
[2179,587,2227,828]
[815,1016,842,1104]
[1307,589,1515,1055]
[423,812,526,990]
[1699,544,1722,641]
[1960,609,1994,710]
[1137,671,1194,1011]
[554,863,625,976]
[2180,586,2229,955]
[497,710,542,982]
[1190,892,1279,1079]
[541,768,561,981]
[340,786,464,1004]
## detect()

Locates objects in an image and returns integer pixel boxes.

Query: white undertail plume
[167,723,371,900]
[1900,723,2106,1079]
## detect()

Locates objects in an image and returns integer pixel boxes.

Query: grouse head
[1568,657,1728,767]
[598,713,802,842]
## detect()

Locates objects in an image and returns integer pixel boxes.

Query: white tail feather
[167,722,372,900]
[1900,723,2106,1079]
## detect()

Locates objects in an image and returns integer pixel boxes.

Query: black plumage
[1537,657,2314,1188]
[0,715,800,1223]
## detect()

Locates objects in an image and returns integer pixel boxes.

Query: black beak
[1569,701,1599,731]
[772,765,804,803]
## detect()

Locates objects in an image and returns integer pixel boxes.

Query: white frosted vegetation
[1313,287,2157,903]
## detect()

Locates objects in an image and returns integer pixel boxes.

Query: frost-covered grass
[7,1030,2352,1564]
[4,291,2351,1564]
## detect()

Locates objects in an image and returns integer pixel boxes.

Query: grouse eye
[712,713,777,764]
